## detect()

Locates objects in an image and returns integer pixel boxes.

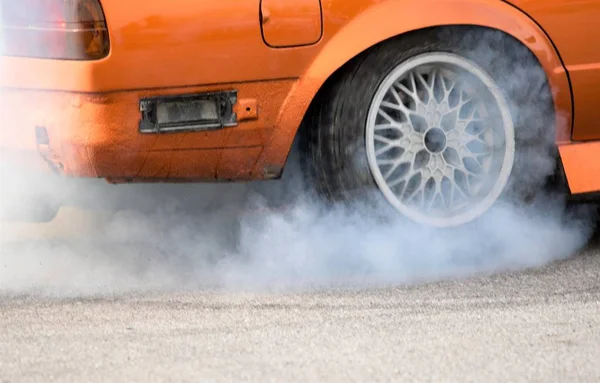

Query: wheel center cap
[424,128,447,153]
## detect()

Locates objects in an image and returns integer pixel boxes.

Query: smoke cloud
[0,26,597,298]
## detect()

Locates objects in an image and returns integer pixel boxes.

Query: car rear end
[1,0,276,222]
[1,0,111,178]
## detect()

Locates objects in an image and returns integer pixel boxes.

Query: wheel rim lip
[365,52,516,228]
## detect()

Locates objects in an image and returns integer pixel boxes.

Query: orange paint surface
[559,141,600,194]
[261,0,323,47]
[0,81,293,179]
[506,0,600,141]
[0,0,599,194]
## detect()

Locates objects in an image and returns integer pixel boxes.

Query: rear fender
[252,0,572,178]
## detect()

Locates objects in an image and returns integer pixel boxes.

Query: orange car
[1,0,599,227]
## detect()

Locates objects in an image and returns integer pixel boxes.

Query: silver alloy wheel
[365,52,515,227]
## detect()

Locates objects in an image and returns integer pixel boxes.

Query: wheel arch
[252,0,572,179]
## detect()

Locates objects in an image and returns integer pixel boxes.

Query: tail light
[0,0,109,60]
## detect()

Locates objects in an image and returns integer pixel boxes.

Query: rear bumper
[0,88,220,179]
[0,87,266,182]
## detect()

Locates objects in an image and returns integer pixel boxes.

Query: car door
[505,0,600,141]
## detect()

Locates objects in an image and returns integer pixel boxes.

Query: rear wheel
[301,27,556,228]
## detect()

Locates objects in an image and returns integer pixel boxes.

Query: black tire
[300,26,557,226]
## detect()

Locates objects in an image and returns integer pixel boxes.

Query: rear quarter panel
[70,0,319,91]
[1,0,321,92]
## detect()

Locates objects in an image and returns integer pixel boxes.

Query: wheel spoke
[375,142,397,157]
[394,81,418,106]
[388,175,407,188]
[442,76,457,99]
[381,100,412,116]
[416,72,430,93]
[408,71,418,94]
[377,109,398,124]
[373,133,395,145]
[374,122,412,137]
[449,94,472,115]
[388,85,404,106]
[382,150,414,179]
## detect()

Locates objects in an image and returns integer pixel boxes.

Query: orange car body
[1,0,599,194]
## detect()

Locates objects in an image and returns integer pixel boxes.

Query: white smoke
[0,26,597,297]
[0,159,594,297]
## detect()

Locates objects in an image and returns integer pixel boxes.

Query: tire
[300,26,557,228]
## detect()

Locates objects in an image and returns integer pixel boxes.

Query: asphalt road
[1,236,599,382]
